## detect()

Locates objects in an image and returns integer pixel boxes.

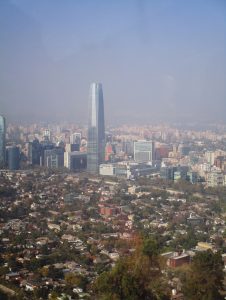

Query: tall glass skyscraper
[0,116,6,168]
[87,83,105,173]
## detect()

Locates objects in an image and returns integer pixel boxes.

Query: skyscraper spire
[87,83,105,173]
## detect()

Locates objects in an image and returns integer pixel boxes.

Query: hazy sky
[0,0,225,124]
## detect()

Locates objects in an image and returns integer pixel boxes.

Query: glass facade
[87,83,105,173]
[0,116,6,168]
[28,139,42,165]
[134,140,154,163]
[44,147,64,168]
[7,146,20,170]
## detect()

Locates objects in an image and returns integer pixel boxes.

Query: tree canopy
[93,236,170,300]
[183,250,224,300]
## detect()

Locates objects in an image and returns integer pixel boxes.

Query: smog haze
[0,0,226,124]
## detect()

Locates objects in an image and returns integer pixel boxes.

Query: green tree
[48,265,63,280]
[94,237,170,300]
[183,250,224,300]
[142,237,159,258]
[65,272,88,290]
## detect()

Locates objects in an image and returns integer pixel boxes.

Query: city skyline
[1,1,226,296]
[0,0,225,124]
[0,102,226,298]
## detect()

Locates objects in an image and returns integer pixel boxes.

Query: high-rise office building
[7,146,20,170]
[70,133,81,145]
[28,139,42,165]
[65,143,80,153]
[64,151,87,172]
[87,83,105,173]
[0,116,6,168]
[44,147,64,169]
[43,129,51,141]
[134,140,154,163]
